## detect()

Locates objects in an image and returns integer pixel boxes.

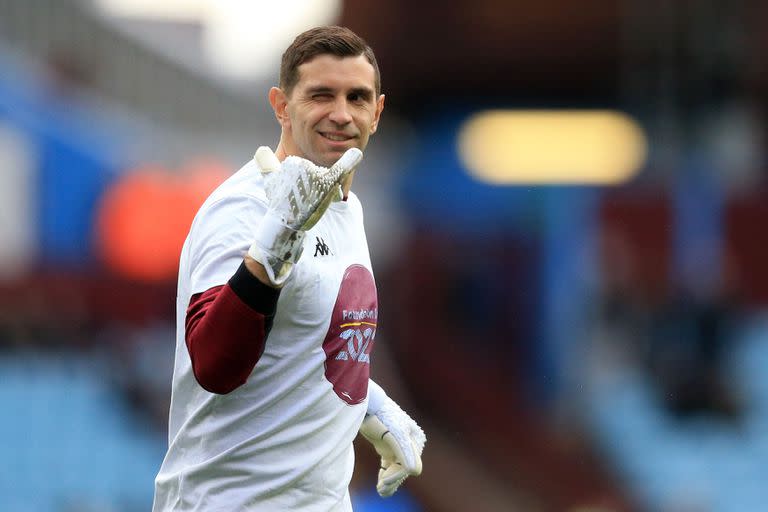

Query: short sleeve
[187,194,268,296]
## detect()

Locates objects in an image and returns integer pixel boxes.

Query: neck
[274,141,289,162]
[341,172,354,196]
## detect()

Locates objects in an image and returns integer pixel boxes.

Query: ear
[269,87,291,129]
[370,94,385,134]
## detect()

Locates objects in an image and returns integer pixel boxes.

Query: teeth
[323,133,348,141]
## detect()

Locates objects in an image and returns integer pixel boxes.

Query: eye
[348,93,365,104]
[312,93,333,101]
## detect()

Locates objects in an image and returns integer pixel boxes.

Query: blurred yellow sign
[458,110,647,185]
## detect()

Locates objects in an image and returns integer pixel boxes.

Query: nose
[328,98,352,125]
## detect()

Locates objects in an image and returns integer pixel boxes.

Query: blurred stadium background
[1,1,768,510]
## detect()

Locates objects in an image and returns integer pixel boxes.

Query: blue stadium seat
[586,320,768,511]
[0,353,164,511]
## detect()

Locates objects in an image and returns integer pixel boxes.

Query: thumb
[254,146,282,174]
[331,148,363,177]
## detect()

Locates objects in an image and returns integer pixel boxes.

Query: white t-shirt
[153,157,378,511]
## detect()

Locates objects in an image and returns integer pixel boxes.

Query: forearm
[185,262,280,394]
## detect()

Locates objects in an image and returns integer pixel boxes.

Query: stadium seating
[587,317,768,511]
[0,353,164,512]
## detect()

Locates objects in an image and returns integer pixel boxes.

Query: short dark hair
[280,26,380,95]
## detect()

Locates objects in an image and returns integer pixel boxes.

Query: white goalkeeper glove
[360,392,426,497]
[248,146,362,286]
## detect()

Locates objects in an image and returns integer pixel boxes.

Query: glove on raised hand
[360,395,426,497]
[248,146,362,285]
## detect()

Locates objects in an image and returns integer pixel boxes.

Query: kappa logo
[335,325,375,363]
[314,236,331,257]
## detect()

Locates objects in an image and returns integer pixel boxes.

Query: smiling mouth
[319,132,354,142]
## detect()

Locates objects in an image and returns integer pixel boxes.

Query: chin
[318,151,346,167]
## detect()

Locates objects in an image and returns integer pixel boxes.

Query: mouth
[319,132,356,143]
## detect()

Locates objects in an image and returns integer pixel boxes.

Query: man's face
[275,54,384,167]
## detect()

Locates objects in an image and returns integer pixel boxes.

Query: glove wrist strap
[248,213,306,286]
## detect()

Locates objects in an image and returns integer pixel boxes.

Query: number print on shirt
[335,327,374,362]
[322,264,377,405]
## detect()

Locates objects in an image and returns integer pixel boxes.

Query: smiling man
[272,51,384,167]
[152,26,425,512]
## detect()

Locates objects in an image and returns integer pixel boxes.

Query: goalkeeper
[153,26,425,511]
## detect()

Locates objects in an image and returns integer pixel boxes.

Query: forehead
[295,54,377,92]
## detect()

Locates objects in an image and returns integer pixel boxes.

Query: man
[153,26,425,511]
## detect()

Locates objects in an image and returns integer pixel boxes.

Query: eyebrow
[305,86,334,95]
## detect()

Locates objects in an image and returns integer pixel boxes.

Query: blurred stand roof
[341,0,764,114]
[0,0,273,164]
[345,0,622,104]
